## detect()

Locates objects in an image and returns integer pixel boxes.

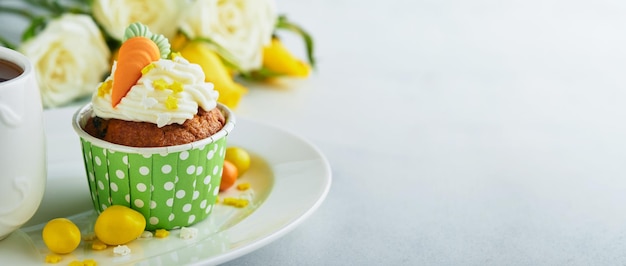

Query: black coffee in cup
[0,59,23,82]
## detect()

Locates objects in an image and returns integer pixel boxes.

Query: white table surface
[228,1,626,265]
[5,0,626,265]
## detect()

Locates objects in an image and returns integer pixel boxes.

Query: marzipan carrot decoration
[111,37,160,107]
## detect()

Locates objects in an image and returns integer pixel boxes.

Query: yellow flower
[262,38,310,78]
[177,41,247,109]
[179,0,277,72]
[92,0,186,40]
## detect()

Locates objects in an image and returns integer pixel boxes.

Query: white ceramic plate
[0,105,331,265]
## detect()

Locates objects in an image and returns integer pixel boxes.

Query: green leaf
[0,6,37,20]
[240,66,286,81]
[51,0,64,13]
[275,15,317,68]
[23,0,41,7]
[22,0,90,15]
[0,36,17,50]
[21,17,47,42]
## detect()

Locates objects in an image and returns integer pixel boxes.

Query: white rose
[180,0,277,71]
[18,14,111,108]
[92,0,189,40]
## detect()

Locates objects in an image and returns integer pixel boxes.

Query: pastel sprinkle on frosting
[141,63,155,75]
[170,81,184,93]
[170,52,182,60]
[165,95,178,110]
[97,80,113,97]
[153,79,168,91]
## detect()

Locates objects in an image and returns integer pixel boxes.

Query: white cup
[0,47,46,240]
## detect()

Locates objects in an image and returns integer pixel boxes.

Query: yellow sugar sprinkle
[170,81,184,93]
[153,79,168,90]
[83,259,98,266]
[223,197,249,208]
[91,240,107,251]
[215,196,220,203]
[141,63,156,75]
[68,261,83,266]
[236,182,251,191]
[97,80,112,97]
[155,229,169,238]
[170,52,182,59]
[165,95,178,110]
[44,254,62,264]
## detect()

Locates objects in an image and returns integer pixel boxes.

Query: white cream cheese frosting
[92,55,219,128]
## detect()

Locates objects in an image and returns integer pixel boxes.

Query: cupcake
[72,23,235,230]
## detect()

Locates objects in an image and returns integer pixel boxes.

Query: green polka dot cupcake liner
[72,103,235,230]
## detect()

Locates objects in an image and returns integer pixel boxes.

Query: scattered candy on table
[154,229,170,238]
[44,254,62,264]
[223,197,250,208]
[68,259,97,266]
[225,146,251,175]
[94,205,146,245]
[39,145,257,260]
[180,227,199,240]
[140,231,153,238]
[68,261,83,266]
[42,218,81,254]
[113,245,131,256]
[219,160,239,191]
[91,240,107,251]
[236,182,251,191]
[84,259,98,266]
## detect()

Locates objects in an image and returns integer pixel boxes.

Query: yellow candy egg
[95,205,146,245]
[225,146,251,175]
[42,218,81,254]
